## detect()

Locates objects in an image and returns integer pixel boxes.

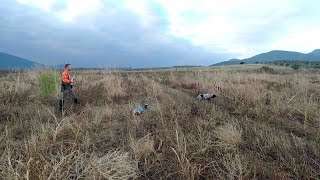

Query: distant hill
[309,49,320,56]
[212,58,241,66]
[0,52,41,69]
[211,49,320,66]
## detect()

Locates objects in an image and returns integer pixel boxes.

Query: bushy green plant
[291,64,300,70]
[38,70,60,97]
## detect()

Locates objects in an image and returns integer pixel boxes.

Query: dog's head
[144,103,149,109]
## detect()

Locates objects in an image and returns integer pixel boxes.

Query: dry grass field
[0,65,319,179]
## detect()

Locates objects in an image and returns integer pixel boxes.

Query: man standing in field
[59,64,79,112]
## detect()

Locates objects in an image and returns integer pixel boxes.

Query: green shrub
[38,70,60,97]
[260,66,275,73]
[291,64,300,70]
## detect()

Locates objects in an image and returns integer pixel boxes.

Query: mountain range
[1,49,320,69]
[211,49,320,66]
[0,52,41,70]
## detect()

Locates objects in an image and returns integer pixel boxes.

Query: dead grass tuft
[214,122,243,148]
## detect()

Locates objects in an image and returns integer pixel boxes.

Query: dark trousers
[59,84,78,111]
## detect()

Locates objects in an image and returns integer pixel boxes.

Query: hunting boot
[59,99,64,112]
[74,98,79,105]
[73,98,80,112]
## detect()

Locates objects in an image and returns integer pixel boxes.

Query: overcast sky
[1,0,320,67]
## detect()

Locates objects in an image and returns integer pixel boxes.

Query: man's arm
[62,71,71,83]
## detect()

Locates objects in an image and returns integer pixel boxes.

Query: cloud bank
[0,0,320,67]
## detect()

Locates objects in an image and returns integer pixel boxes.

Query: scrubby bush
[291,64,300,70]
[38,69,60,97]
[260,66,275,73]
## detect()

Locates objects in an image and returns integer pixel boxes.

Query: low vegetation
[263,60,320,69]
[0,65,319,179]
[37,69,60,97]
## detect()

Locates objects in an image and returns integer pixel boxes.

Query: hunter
[59,64,79,112]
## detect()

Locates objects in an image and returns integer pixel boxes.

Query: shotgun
[70,72,76,86]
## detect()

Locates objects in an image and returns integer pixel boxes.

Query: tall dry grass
[0,65,319,179]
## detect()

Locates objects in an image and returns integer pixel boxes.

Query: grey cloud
[0,0,230,67]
